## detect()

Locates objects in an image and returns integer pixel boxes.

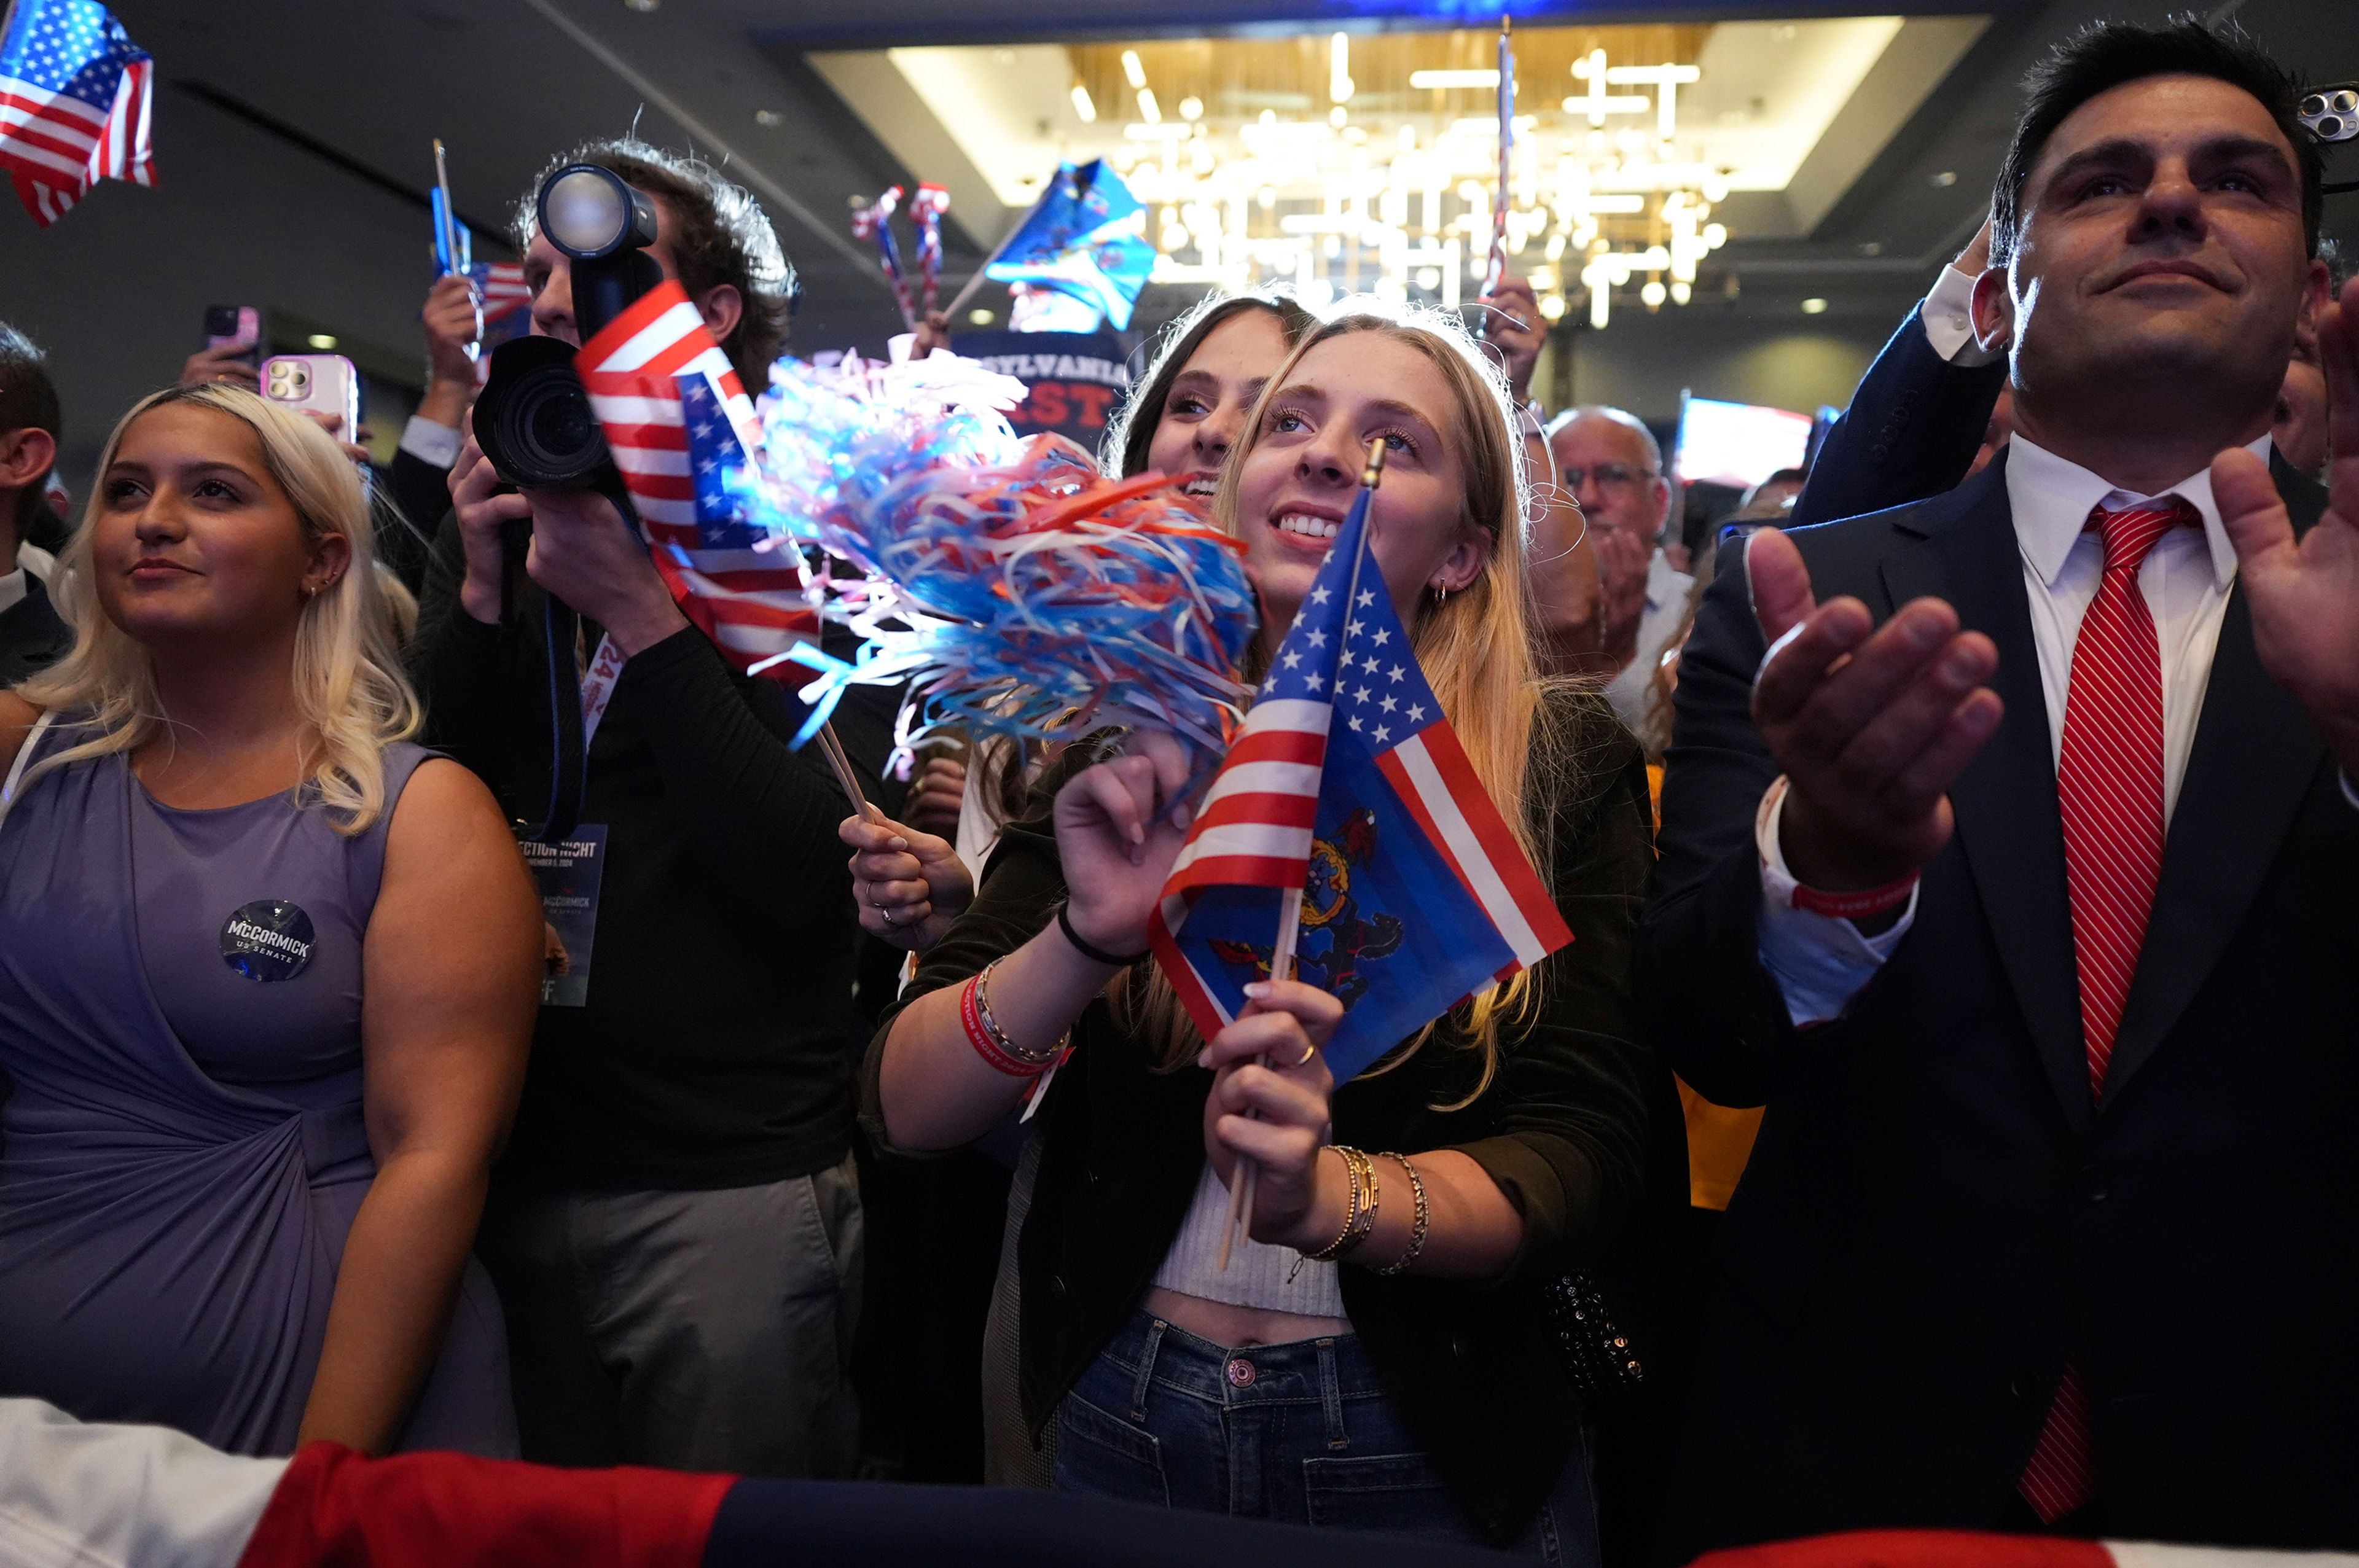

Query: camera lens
[2333,90,2358,114]
[526,388,596,462]
[475,338,612,490]
[2302,93,2327,118]
[545,168,631,257]
[2320,114,2348,142]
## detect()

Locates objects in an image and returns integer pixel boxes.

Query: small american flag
[0,0,152,227]
[1150,473,1570,1082]
[577,279,817,674]
[470,260,534,316]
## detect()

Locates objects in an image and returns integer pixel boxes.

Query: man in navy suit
[1644,20,2359,1555]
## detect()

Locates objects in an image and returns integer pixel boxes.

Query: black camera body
[469,163,665,844]
[473,164,664,494]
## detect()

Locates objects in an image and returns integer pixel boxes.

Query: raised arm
[872,728,1194,1153]
[300,759,540,1454]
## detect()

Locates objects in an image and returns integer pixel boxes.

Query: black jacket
[412,508,895,1191]
[1788,307,2006,531]
[1640,452,2359,1555]
[0,572,70,690]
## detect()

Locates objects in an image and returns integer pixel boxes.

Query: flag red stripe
[1221,727,1328,768]
[1409,722,1572,950]
[1191,790,1320,831]
[1148,923,1233,1042]
[1164,852,1312,890]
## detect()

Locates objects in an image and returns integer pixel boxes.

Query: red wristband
[960,976,1047,1078]
[1790,874,1918,921]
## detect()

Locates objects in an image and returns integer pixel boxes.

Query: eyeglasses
[1560,463,1660,494]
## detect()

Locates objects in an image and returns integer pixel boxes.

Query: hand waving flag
[1149,468,1571,1082]
[576,279,817,677]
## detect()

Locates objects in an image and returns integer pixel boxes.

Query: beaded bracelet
[976,961,1065,1067]
[1371,1152,1430,1276]
[958,961,1064,1077]
[1302,1145,1380,1262]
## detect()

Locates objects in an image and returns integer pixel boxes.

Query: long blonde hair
[17,384,423,834]
[1123,302,1578,1104]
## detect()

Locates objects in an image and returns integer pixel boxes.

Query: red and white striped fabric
[576,280,816,676]
[1156,695,1329,913]
[477,261,533,314]
[1374,716,1565,981]
[0,0,155,227]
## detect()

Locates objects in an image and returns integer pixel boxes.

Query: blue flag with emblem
[984,158,1156,330]
[1149,480,1573,1082]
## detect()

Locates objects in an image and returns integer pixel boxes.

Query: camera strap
[518,594,587,844]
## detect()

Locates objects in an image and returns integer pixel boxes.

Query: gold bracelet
[1337,1147,1380,1258]
[973,959,1066,1067]
[1371,1152,1429,1276]
[1301,1146,1367,1262]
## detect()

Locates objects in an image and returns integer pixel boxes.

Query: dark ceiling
[39,0,2359,386]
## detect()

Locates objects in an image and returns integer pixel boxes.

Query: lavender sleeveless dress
[0,719,515,1457]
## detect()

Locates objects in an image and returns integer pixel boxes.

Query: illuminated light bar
[1409,69,1499,89]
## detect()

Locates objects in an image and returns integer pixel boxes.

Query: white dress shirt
[1605,548,1698,731]
[1755,431,2271,1026]
[1920,263,2003,369]
[398,413,463,470]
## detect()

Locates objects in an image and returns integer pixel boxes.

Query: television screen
[1675,394,1815,491]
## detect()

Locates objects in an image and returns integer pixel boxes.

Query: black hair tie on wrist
[1057,902,1149,967]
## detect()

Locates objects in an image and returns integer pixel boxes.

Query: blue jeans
[1054,1308,1600,1564]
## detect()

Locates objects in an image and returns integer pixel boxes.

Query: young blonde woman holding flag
[858,306,1667,1560]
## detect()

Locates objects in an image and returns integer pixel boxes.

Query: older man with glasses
[1546,406,1695,728]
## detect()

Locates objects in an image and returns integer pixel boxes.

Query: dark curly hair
[1991,18,2323,267]
[0,322,61,534]
[515,138,796,388]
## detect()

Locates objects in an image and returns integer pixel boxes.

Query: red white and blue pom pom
[740,358,1257,765]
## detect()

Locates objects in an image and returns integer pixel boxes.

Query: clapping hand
[2216,275,2359,776]
[1747,528,2005,897]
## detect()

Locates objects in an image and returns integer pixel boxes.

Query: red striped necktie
[2018,496,2197,1524]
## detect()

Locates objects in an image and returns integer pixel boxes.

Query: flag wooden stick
[813,720,886,826]
[1485,15,1514,297]
[941,177,1057,321]
[1219,437,1387,1271]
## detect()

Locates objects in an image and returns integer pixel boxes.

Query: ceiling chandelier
[1078,28,1734,330]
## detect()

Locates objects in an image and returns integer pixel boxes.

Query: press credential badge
[518,825,606,1007]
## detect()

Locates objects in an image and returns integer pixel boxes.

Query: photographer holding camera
[410,139,878,1478]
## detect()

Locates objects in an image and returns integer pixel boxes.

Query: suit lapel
[2100,461,2330,1109]
[1879,458,2095,1134]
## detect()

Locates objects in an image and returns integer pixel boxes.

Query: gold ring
[1292,1042,1317,1067]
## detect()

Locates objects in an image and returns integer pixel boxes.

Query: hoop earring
[1430,583,1450,606]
